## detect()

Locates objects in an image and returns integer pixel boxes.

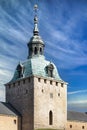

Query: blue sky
[0,0,87,112]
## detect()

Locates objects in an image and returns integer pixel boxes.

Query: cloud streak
[68,89,87,95]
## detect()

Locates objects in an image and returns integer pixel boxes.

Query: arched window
[49,111,53,125]
[17,64,24,78]
[46,64,54,77]
[40,47,42,55]
[34,47,37,54]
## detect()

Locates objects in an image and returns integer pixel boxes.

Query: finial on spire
[34,4,38,14]
[33,4,39,36]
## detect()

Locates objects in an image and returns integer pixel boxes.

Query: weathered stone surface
[6,76,34,130]
[6,76,67,130]
[0,115,20,130]
[66,120,87,130]
[34,77,67,130]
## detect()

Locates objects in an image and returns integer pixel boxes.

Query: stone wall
[34,76,67,130]
[6,76,67,130]
[6,76,34,130]
[66,120,87,130]
[0,115,20,130]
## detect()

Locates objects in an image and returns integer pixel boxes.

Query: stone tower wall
[6,76,34,130]
[34,76,67,130]
[6,76,67,130]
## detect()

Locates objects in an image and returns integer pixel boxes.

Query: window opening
[46,64,54,77]
[25,89,28,94]
[38,78,41,82]
[82,126,85,129]
[44,79,47,83]
[14,120,16,124]
[61,83,64,87]
[70,125,72,128]
[58,93,60,97]
[34,47,37,54]
[50,80,52,85]
[42,89,44,93]
[56,82,58,86]
[50,93,53,98]
[49,111,53,125]
[40,47,42,54]
[23,79,25,84]
[8,84,11,89]
[17,64,24,78]
[28,78,30,82]
[18,81,20,86]
[13,83,15,87]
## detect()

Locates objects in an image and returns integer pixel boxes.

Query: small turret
[27,4,45,59]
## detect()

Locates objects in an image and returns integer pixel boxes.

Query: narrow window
[46,64,54,77]
[50,93,53,98]
[82,126,84,129]
[50,80,52,85]
[56,82,58,86]
[34,47,37,54]
[38,78,41,82]
[70,125,72,128]
[13,83,15,87]
[50,70,53,77]
[40,48,42,55]
[23,79,25,84]
[28,78,30,82]
[61,83,64,87]
[18,81,20,86]
[14,120,16,124]
[44,79,47,83]
[17,64,24,78]
[49,111,53,125]
[8,84,11,89]
[58,93,60,97]
[42,89,44,93]
[25,89,28,94]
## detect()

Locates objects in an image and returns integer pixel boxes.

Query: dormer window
[46,64,54,77]
[34,47,37,54]
[17,63,24,78]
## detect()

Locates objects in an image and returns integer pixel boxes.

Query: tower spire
[33,4,39,36]
[27,4,45,59]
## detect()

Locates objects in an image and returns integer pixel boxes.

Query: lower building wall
[0,115,21,130]
[66,120,87,130]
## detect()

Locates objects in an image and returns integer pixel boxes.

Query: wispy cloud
[68,100,87,105]
[38,1,87,70]
[0,0,33,101]
[68,90,87,95]
[43,19,87,69]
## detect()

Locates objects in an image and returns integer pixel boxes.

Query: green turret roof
[10,56,62,82]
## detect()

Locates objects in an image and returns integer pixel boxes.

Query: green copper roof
[10,56,62,82]
[28,35,44,45]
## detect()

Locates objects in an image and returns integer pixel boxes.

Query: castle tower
[5,5,67,130]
